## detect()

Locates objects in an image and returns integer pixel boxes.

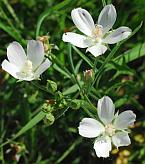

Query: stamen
[17,60,34,79]
[105,124,116,136]
[92,25,103,39]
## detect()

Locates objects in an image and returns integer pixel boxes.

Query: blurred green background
[0,0,145,163]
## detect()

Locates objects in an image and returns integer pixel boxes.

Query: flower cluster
[1,3,136,159]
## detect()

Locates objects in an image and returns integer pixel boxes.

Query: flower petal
[114,110,136,130]
[17,76,35,81]
[97,96,115,125]
[112,132,131,148]
[34,59,51,78]
[71,8,95,36]
[2,59,19,79]
[27,40,45,69]
[86,43,107,57]
[98,4,116,34]
[7,41,26,69]
[94,136,112,158]
[62,32,92,48]
[103,26,132,44]
[78,118,104,138]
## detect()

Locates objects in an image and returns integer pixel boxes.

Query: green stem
[72,46,93,68]
[68,44,98,117]
[68,44,75,73]
[50,53,73,79]
[31,81,53,95]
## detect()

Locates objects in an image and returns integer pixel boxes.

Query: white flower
[62,5,132,57]
[1,40,51,81]
[78,96,136,158]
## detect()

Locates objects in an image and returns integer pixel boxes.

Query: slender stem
[67,44,98,117]
[50,53,73,79]
[68,44,75,73]
[87,42,122,95]
[31,81,53,95]
[81,104,96,118]
[72,46,93,68]
[68,44,82,91]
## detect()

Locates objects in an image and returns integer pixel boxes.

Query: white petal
[1,59,19,79]
[94,136,112,158]
[86,43,107,57]
[97,96,115,125]
[27,40,45,69]
[112,132,131,148]
[114,110,136,130]
[34,59,51,78]
[62,32,92,48]
[98,4,116,34]
[71,8,95,36]
[7,41,26,69]
[103,27,132,44]
[18,76,35,81]
[78,118,104,138]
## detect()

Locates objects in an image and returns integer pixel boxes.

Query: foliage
[0,0,145,163]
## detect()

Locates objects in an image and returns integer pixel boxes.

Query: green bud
[44,113,55,126]
[84,69,94,82]
[69,99,81,109]
[47,80,57,92]
[83,69,94,92]
[41,103,52,113]
[55,91,63,101]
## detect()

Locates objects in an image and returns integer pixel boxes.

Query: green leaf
[2,0,24,29]
[56,138,82,164]
[74,59,83,74]
[72,46,93,68]
[115,42,145,64]
[14,111,46,139]
[53,64,71,78]
[63,82,84,95]
[0,111,46,148]
[115,97,128,108]
[0,22,24,43]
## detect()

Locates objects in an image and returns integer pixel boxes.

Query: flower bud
[83,69,94,92]
[84,69,94,81]
[43,113,55,126]
[37,36,49,43]
[69,99,81,109]
[55,91,64,101]
[47,80,57,93]
[41,103,52,113]
[37,35,58,53]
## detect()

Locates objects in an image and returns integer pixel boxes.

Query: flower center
[105,124,116,136]
[17,60,34,79]
[92,25,103,42]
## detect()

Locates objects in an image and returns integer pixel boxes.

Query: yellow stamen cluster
[92,25,103,39]
[105,123,116,136]
[18,60,34,78]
